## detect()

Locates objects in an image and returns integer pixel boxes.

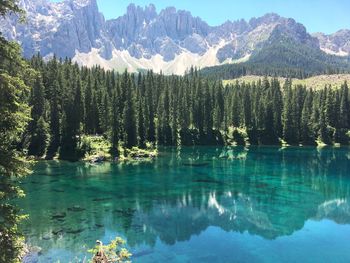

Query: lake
[18,146,350,263]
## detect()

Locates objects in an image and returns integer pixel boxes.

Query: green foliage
[79,135,111,161]
[27,76,50,156]
[231,128,248,146]
[88,238,132,263]
[0,0,24,18]
[0,4,32,260]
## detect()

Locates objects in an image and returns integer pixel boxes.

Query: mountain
[199,32,350,80]
[0,0,349,75]
[314,30,350,56]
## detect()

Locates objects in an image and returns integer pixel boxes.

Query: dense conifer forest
[19,55,350,161]
[200,36,350,80]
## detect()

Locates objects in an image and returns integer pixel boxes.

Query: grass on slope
[223,74,350,89]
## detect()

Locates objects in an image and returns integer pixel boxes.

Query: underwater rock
[92,197,113,202]
[42,234,51,240]
[52,229,64,235]
[113,208,136,217]
[193,179,224,185]
[49,179,59,183]
[51,212,66,220]
[65,228,85,234]
[132,249,154,258]
[52,188,65,193]
[183,162,209,167]
[22,245,42,263]
[67,205,86,212]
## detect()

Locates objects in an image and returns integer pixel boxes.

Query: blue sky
[52,0,350,34]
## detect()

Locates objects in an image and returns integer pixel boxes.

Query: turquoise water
[18,146,350,262]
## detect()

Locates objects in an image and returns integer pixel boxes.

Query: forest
[21,54,350,161]
[200,35,350,80]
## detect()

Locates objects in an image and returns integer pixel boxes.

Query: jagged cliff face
[314,30,350,57]
[0,0,348,74]
[1,0,111,59]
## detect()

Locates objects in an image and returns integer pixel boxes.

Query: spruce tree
[300,91,314,145]
[138,98,146,148]
[47,80,61,157]
[283,87,297,144]
[319,110,331,145]
[28,76,49,156]
[110,90,120,156]
[84,75,94,134]
[123,78,137,148]
[0,3,31,260]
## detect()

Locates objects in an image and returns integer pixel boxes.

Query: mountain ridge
[0,0,349,75]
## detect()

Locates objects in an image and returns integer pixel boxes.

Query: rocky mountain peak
[249,13,282,28]
[314,29,350,56]
[1,2,348,74]
[70,0,95,8]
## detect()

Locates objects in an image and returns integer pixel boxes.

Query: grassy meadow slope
[223,74,350,89]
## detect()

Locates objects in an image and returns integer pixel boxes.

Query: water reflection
[18,146,350,261]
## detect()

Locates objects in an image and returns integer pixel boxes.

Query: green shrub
[88,237,132,263]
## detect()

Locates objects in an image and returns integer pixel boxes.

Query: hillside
[223,74,350,89]
[199,35,350,80]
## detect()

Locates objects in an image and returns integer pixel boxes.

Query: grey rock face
[1,1,347,73]
[314,29,350,56]
[217,43,236,63]
[181,34,207,55]
[1,0,111,59]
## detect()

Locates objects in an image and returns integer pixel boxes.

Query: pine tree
[110,90,120,156]
[28,76,48,156]
[339,82,349,129]
[84,75,94,134]
[319,110,331,145]
[98,90,110,134]
[123,77,137,148]
[73,77,83,136]
[271,78,283,137]
[145,74,156,142]
[138,98,146,148]
[283,86,297,144]
[242,87,252,129]
[0,3,31,260]
[325,86,336,127]
[213,83,224,130]
[203,81,213,135]
[47,80,61,157]
[29,116,50,156]
[232,90,241,127]
[59,79,83,159]
[300,91,314,145]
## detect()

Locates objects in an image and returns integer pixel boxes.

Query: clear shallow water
[18,146,350,263]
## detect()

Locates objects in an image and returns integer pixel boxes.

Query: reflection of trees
[18,147,350,253]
